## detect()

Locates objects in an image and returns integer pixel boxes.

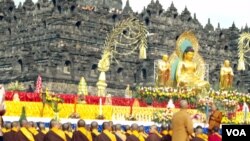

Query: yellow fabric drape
[28,127,39,136]
[92,129,100,136]
[197,134,208,141]
[132,130,145,141]
[20,127,35,141]
[103,129,117,141]
[78,127,92,141]
[2,128,10,133]
[12,127,19,132]
[155,131,162,138]
[51,127,67,141]
[41,130,48,134]
[4,101,249,124]
[64,131,73,138]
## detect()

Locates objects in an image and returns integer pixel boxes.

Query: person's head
[161,124,168,131]
[11,121,20,129]
[125,125,130,131]
[5,122,11,129]
[115,124,122,131]
[77,119,86,128]
[149,125,158,133]
[102,122,111,131]
[86,124,91,131]
[28,121,34,128]
[211,104,218,111]
[195,126,203,135]
[112,125,116,131]
[20,119,28,128]
[67,122,73,131]
[58,122,62,129]
[109,121,115,131]
[213,126,220,133]
[39,122,45,130]
[62,123,69,131]
[33,122,38,129]
[139,125,144,132]
[183,46,194,61]
[109,121,113,127]
[224,60,230,67]
[162,55,169,62]
[180,99,188,109]
[91,121,99,130]
[50,119,60,129]
[131,123,138,131]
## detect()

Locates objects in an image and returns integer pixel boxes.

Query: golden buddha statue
[176,47,210,89]
[157,55,170,87]
[167,31,210,89]
[220,60,234,90]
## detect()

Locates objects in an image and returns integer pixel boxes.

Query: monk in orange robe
[208,104,222,134]
[3,121,20,141]
[146,125,161,141]
[91,121,100,141]
[72,119,92,141]
[96,122,117,141]
[44,119,69,141]
[17,119,36,141]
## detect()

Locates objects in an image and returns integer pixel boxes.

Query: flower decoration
[222,99,238,112]
[96,114,105,120]
[210,90,250,105]
[135,86,199,104]
[192,113,206,123]
[196,96,213,113]
[45,88,63,113]
[69,112,80,119]
[152,109,173,125]
[125,115,137,121]
[7,81,25,91]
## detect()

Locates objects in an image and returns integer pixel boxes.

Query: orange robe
[172,109,193,141]
[208,110,223,130]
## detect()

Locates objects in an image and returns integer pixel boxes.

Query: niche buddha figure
[176,47,210,89]
[220,60,234,90]
[157,55,170,87]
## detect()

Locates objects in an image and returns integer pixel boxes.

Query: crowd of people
[0,100,223,141]
[171,100,223,141]
[0,118,173,141]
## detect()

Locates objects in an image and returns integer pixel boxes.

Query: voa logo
[226,129,246,136]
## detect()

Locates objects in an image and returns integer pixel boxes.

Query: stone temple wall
[0,0,249,95]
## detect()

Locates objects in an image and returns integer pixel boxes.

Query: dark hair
[184,46,194,54]
[102,122,110,130]
[196,125,203,129]
[161,124,168,130]
[213,126,220,132]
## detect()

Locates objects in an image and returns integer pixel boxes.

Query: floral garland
[196,96,213,113]
[136,87,250,107]
[152,109,173,125]
[209,90,250,105]
[135,86,199,104]
[136,87,250,124]
[7,81,25,91]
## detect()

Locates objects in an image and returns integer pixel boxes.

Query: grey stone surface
[0,0,249,95]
